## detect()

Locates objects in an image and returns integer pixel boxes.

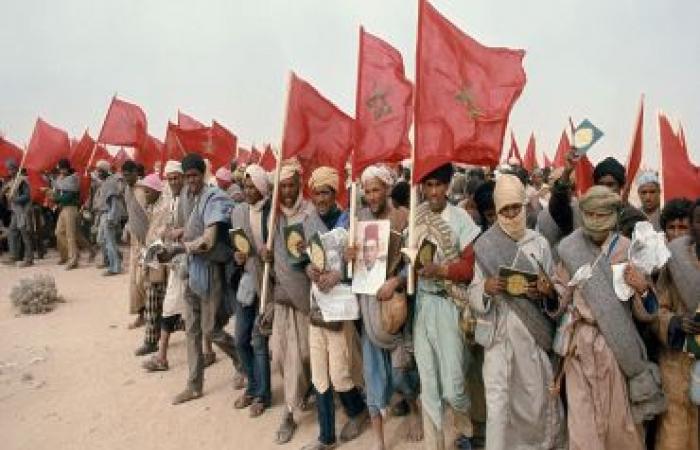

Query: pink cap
[215,167,232,182]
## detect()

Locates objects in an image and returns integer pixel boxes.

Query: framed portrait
[352,220,390,295]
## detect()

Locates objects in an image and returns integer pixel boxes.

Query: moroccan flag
[98,96,147,147]
[543,152,552,168]
[250,146,262,165]
[134,134,164,174]
[24,118,71,173]
[236,147,251,165]
[624,97,644,195]
[522,133,537,171]
[575,155,595,196]
[552,129,570,168]
[281,73,354,205]
[414,0,526,182]
[208,121,237,170]
[112,147,130,171]
[353,27,413,180]
[178,110,206,130]
[26,169,50,204]
[259,145,277,171]
[506,131,522,164]
[70,131,97,173]
[0,137,23,177]
[659,114,700,201]
[679,123,688,153]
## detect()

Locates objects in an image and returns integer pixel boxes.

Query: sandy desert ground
[0,250,426,450]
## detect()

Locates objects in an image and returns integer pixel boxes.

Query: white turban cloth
[163,160,183,175]
[245,164,270,197]
[360,164,396,188]
[308,166,339,192]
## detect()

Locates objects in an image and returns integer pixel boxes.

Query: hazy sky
[1,0,699,169]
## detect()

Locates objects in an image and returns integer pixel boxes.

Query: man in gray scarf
[2,159,34,267]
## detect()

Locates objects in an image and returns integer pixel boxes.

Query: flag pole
[8,143,30,199]
[622,94,644,202]
[259,72,292,314]
[657,110,665,208]
[348,26,365,278]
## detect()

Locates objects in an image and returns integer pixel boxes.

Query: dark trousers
[235,300,271,405]
[316,386,366,445]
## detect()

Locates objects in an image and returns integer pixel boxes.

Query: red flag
[0,137,23,177]
[236,147,251,165]
[177,111,206,130]
[98,97,147,147]
[353,27,413,180]
[624,97,644,194]
[679,123,688,153]
[575,155,595,196]
[209,121,237,170]
[281,73,354,205]
[70,131,97,173]
[250,146,262,164]
[24,118,71,173]
[506,131,522,164]
[259,145,277,171]
[112,147,130,171]
[414,0,526,182]
[134,134,164,174]
[543,152,552,168]
[522,133,537,171]
[552,129,570,168]
[26,170,49,204]
[659,114,700,201]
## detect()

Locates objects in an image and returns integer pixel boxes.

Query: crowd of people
[1,150,699,450]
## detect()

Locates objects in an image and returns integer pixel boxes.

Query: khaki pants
[309,321,356,394]
[55,205,80,264]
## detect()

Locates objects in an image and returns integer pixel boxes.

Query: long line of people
[1,151,698,450]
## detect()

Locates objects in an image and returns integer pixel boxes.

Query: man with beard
[230,164,272,417]
[413,163,481,449]
[260,159,316,445]
[636,171,662,231]
[554,186,666,450]
[301,166,368,450]
[347,164,421,450]
[49,158,84,269]
[653,198,700,450]
[469,174,566,450]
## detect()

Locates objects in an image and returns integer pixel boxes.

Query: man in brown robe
[122,160,148,329]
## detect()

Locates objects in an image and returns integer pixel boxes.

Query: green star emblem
[455,84,482,118]
[366,86,392,121]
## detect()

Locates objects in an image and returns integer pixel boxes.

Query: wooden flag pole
[348,26,363,279]
[259,72,292,314]
[8,144,29,199]
[347,180,357,276]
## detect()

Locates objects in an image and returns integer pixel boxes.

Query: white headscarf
[360,164,396,188]
[163,160,183,175]
[245,164,270,197]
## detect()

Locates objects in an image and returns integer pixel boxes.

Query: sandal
[249,398,266,418]
[232,372,247,390]
[204,352,216,367]
[234,393,254,409]
[143,357,169,372]
[274,413,297,444]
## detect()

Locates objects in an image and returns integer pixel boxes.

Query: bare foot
[404,410,424,442]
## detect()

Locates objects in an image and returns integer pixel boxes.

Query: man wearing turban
[636,170,661,231]
[554,186,666,450]
[469,174,566,450]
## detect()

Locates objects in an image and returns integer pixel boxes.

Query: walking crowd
[1,148,699,450]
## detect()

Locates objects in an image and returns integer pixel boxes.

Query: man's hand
[536,274,554,298]
[168,228,184,242]
[233,251,248,266]
[376,276,400,302]
[484,277,505,296]
[681,314,700,335]
[157,244,185,263]
[624,264,649,296]
[317,271,341,293]
[419,262,445,279]
[260,247,273,264]
[344,245,357,263]
[305,264,322,283]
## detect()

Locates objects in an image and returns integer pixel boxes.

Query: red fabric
[414,0,526,182]
[259,145,277,171]
[0,137,23,177]
[134,134,164,174]
[98,97,147,147]
[177,111,206,130]
[445,244,475,283]
[624,98,644,194]
[112,148,129,171]
[24,118,71,173]
[163,122,185,162]
[543,152,552,168]
[209,121,237,170]
[26,169,49,204]
[575,155,595,196]
[70,132,96,173]
[78,173,91,205]
[679,123,688,153]
[281,73,354,205]
[250,146,262,164]
[552,129,570,168]
[659,114,700,202]
[522,133,537,171]
[506,131,522,164]
[353,27,412,180]
[236,147,251,164]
